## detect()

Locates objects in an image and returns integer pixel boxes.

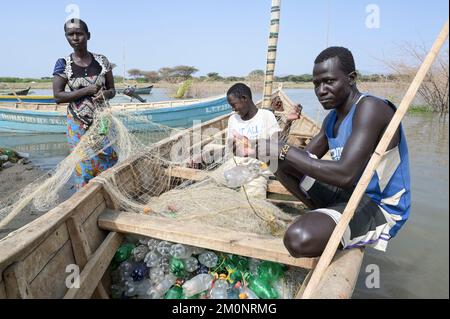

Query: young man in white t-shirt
[224,83,281,198]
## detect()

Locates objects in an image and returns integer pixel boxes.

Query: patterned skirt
[66,113,118,189]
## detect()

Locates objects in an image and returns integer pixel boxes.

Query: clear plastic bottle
[147,273,177,299]
[223,163,268,188]
[234,281,259,299]
[156,241,173,256]
[117,261,135,282]
[149,267,165,285]
[147,239,160,251]
[125,278,152,297]
[132,245,150,262]
[182,273,213,298]
[144,250,161,268]
[198,251,218,268]
[158,256,171,274]
[210,275,229,299]
[184,257,199,273]
[170,244,193,259]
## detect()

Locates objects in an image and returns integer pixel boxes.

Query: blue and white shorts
[300,176,397,252]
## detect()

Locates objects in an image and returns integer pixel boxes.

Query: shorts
[300,176,397,252]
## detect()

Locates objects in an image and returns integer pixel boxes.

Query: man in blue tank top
[270,47,411,257]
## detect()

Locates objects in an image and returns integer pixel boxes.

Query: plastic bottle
[198,251,218,268]
[131,262,150,282]
[158,256,171,274]
[165,285,185,299]
[209,275,229,299]
[248,258,261,275]
[223,163,268,188]
[257,261,285,283]
[234,281,259,299]
[132,245,150,262]
[244,273,278,299]
[125,278,152,297]
[170,243,193,259]
[182,273,213,298]
[195,264,209,275]
[147,273,177,299]
[184,257,199,273]
[115,261,136,283]
[98,117,109,136]
[273,278,289,299]
[147,239,160,251]
[170,257,187,278]
[114,243,135,263]
[111,283,127,299]
[149,267,165,285]
[144,250,161,268]
[156,241,173,256]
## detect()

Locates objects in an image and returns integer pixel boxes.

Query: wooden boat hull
[0,90,363,299]
[0,96,232,133]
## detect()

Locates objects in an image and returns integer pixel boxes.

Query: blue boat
[0,95,56,104]
[0,96,231,134]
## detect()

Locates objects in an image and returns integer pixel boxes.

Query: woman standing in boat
[52,18,117,189]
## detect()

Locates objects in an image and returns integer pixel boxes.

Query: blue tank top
[325,94,411,238]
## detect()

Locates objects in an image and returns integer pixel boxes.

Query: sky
[0,0,448,78]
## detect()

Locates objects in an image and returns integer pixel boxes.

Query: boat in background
[116,85,153,95]
[0,87,31,96]
[0,95,55,104]
[0,95,231,133]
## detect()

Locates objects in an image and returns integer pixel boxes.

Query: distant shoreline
[0,79,431,111]
[0,80,315,90]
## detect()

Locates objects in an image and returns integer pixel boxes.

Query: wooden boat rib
[0,89,364,299]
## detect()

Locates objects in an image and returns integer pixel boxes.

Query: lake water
[0,88,448,299]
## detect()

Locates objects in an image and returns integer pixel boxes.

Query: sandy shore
[0,163,50,239]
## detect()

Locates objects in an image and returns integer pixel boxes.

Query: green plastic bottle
[228,255,249,271]
[257,261,285,283]
[165,285,184,299]
[170,258,187,278]
[244,273,278,299]
[98,117,110,136]
[113,243,135,263]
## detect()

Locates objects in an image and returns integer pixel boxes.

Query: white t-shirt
[227,109,281,140]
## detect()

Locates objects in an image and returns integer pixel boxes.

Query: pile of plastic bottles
[110,236,289,299]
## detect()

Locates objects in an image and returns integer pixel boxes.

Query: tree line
[121,66,397,84]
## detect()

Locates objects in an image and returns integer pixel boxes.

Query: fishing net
[0,93,317,238]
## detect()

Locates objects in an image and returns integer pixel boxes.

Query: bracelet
[279,144,290,161]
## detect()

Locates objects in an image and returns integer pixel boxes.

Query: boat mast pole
[262,0,281,109]
[300,19,449,299]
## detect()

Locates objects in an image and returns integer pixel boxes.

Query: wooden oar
[262,0,281,109]
[300,19,449,299]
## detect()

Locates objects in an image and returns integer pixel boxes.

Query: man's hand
[286,103,303,122]
[232,130,255,157]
